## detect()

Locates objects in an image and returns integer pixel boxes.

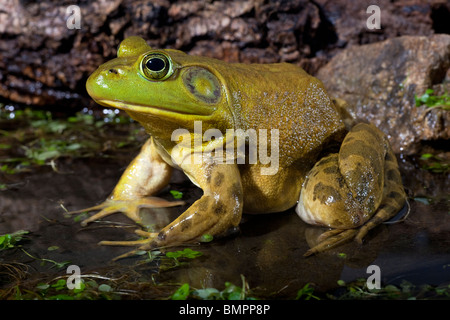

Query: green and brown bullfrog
[72,36,406,258]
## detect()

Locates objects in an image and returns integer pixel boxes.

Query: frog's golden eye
[140,53,173,80]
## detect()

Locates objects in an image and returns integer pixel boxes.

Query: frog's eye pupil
[146,58,165,72]
[141,53,172,80]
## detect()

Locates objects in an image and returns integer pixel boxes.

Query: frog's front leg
[101,155,243,257]
[297,123,407,256]
[69,137,183,226]
[156,159,243,247]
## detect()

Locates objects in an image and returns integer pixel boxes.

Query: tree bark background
[1,0,446,108]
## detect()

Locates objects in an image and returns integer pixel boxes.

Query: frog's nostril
[108,69,118,74]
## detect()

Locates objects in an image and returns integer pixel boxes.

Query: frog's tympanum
[75,36,406,258]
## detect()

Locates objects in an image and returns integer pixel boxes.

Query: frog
[72,36,407,259]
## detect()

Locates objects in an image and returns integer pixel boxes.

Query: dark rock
[317,34,450,154]
[315,0,438,47]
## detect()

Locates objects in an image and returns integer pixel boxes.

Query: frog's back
[218,61,345,168]
[166,51,346,167]
[233,61,309,75]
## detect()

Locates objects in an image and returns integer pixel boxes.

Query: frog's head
[86,36,233,135]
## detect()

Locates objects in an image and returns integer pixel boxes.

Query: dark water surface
[0,156,449,299]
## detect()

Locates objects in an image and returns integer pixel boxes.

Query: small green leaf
[49,294,74,300]
[66,143,82,151]
[222,282,243,300]
[415,89,450,109]
[166,251,181,259]
[420,153,434,160]
[227,292,242,300]
[296,283,313,300]
[98,284,112,292]
[144,250,161,262]
[86,280,98,289]
[0,235,7,247]
[36,283,50,291]
[171,283,190,300]
[170,190,183,199]
[73,281,86,293]
[0,230,29,250]
[193,288,220,300]
[51,279,67,290]
[200,234,214,243]
[182,248,202,259]
[35,150,60,161]
[53,260,71,269]
[73,212,89,222]
[413,197,432,205]
[166,248,202,260]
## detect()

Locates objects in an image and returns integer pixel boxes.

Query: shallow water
[0,155,449,299]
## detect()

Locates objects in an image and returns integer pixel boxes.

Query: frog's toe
[98,234,157,247]
[110,249,141,261]
[67,201,121,226]
[70,197,184,226]
[98,230,159,261]
[304,229,358,257]
[66,203,109,215]
[80,206,121,227]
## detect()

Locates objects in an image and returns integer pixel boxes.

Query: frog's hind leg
[297,151,366,257]
[354,144,407,243]
[298,123,407,256]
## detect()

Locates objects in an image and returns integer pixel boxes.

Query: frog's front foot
[87,186,243,260]
[68,197,184,227]
[68,197,185,261]
[87,162,243,261]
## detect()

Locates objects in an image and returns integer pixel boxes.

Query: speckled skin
[74,37,406,258]
[297,123,407,255]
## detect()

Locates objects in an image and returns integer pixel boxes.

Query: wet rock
[315,0,445,47]
[317,34,450,154]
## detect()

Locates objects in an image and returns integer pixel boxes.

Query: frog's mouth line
[96,99,207,116]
